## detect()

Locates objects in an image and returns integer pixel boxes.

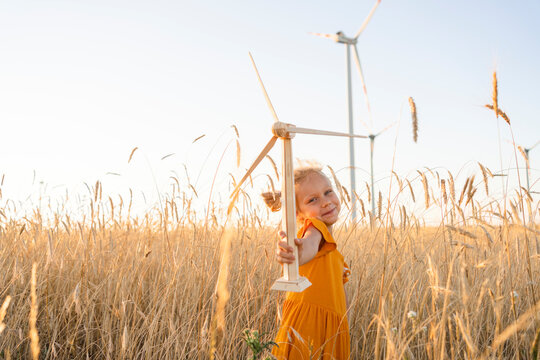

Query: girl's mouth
[322,207,336,217]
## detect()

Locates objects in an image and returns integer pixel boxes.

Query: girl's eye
[308,197,317,204]
[325,190,333,195]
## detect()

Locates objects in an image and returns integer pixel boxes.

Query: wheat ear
[409,97,418,142]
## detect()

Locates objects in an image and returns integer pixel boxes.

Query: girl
[262,164,350,360]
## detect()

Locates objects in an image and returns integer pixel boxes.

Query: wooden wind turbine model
[229,53,367,292]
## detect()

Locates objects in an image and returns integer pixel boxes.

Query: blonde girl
[262,164,350,360]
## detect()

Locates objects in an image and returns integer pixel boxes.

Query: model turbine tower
[229,54,366,292]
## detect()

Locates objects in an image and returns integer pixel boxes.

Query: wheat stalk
[406,179,415,203]
[417,171,429,208]
[480,300,540,359]
[266,155,280,180]
[446,225,477,239]
[401,205,407,229]
[265,175,277,197]
[29,263,39,360]
[458,177,470,206]
[359,198,366,218]
[121,326,129,354]
[484,104,510,125]
[192,134,206,143]
[210,230,232,359]
[517,146,529,169]
[377,191,382,219]
[341,185,351,204]
[409,97,418,142]
[455,313,478,355]
[447,171,456,203]
[392,171,403,192]
[0,295,11,335]
[478,163,490,196]
[440,179,447,205]
[127,147,138,163]
[327,165,345,201]
[231,125,239,138]
[466,175,476,207]
[235,139,241,168]
[492,71,498,119]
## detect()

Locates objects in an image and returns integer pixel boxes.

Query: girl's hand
[275,230,303,265]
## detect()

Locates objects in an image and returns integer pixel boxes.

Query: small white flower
[511,291,519,299]
[407,310,417,319]
[421,326,428,334]
[391,327,397,333]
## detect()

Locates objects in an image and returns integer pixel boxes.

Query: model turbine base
[271,276,312,292]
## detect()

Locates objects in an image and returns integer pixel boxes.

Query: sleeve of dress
[302,218,337,259]
[343,261,351,284]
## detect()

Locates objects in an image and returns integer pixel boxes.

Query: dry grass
[0,164,538,359]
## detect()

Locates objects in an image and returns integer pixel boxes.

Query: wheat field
[0,163,539,359]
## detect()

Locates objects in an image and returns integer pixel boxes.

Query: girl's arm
[276,225,322,266]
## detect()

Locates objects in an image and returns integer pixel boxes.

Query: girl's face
[296,172,341,226]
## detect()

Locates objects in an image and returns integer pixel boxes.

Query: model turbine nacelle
[272,122,295,139]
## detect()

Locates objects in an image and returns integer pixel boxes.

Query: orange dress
[272,218,350,360]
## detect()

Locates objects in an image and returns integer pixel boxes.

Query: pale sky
[1,0,539,220]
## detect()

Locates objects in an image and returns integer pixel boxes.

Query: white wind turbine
[367,121,395,214]
[505,138,540,193]
[229,53,366,292]
[311,0,385,219]
[523,140,540,192]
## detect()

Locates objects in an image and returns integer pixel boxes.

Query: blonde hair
[261,164,326,212]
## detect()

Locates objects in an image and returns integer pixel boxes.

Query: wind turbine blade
[374,122,397,137]
[309,32,338,41]
[354,0,382,39]
[503,139,514,146]
[529,140,540,151]
[228,136,279,210]
[248,52,280,123]
[290,126,367,138]
[352,44,373,126]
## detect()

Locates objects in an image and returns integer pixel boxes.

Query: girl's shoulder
[298,218,336,245]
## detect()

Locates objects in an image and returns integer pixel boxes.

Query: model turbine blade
[249,52,280,123]
[354,0,382,39]
[228,136,278,214]
[289,126,367,139]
